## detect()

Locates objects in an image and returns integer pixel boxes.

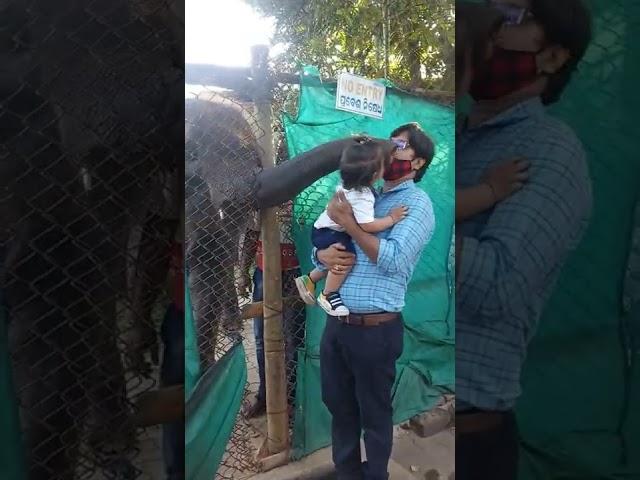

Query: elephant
[28,0,184,373]
[185,95,382,366]
[2,0,182,478]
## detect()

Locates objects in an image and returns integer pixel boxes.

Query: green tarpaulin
[283,66,456,458]
[0,293,26,480]
[515,1,640,477]
[185,278,247,480]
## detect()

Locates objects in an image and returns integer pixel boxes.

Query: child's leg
[309,268,327,283]
[323,271,346,294]
[317,270,350,316]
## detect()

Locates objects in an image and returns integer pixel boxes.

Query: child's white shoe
[317,291,349,316]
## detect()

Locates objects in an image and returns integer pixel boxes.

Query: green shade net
[0,294,26,480]
[185,278,201,399]
[459,1,640,478]
[283,66,455,458]
[185,277,247,480]
[515,2,640,478]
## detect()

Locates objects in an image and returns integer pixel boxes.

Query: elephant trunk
[254,137,395,208]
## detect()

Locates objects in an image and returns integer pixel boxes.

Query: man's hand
[236,271,252,298]
[317,243,356,275]
[326,190,356,228]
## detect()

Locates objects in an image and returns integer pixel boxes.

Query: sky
[186,0,277,66]
[185,0,283,96]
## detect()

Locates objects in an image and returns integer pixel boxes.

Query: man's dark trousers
[456,410,519,480]
[320,315,404,480]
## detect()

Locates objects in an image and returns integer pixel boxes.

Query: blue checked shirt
[456,98,592,411]
[313,180,435,313]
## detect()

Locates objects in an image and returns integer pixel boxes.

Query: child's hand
[390,205,409,224]
[483,159,530,202]
[327,190,356,227]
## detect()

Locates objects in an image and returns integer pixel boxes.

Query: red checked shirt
[252,205,299,272]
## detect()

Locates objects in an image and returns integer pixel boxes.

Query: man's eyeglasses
[488,1,534,26]
[391,138,410,150]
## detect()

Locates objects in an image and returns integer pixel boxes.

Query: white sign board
[335,73,386,119]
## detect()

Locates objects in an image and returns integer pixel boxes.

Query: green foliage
[244,0,455,92]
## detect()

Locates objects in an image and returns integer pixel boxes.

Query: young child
[295,140,407,316]
[456,2,530,221]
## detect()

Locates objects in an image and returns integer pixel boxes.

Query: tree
[244,0,455,92]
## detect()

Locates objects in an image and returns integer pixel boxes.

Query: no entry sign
[335,72,386,119]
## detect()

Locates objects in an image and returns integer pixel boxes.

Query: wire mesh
[185,88,263,478]
[184,79,307,478]
[2,0,182,478]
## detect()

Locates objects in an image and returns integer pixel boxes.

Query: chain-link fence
[185,89,261,478]
[184,80,307,478]
[2,1,182,478]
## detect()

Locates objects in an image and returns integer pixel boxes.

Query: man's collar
[462,97,545,132]
[380,179,414,194]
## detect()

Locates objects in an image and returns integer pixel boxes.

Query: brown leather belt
[456,410,508,434]
[338,312,400,327]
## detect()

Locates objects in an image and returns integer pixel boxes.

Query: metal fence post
[250,44,289,455]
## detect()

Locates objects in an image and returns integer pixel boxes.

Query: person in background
[240,202,306,419]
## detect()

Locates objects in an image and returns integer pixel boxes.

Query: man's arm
[327,191,434,272]
[375,194,435,275]
[314,244,356,274]
[342,222,381,263]
[457,142,591,323]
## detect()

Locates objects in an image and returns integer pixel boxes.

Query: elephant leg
[138,215,178,364]
[9,303,85,480]
[78,295,136,479]
[216,204,248,340]
[126,215,177,373]
[189,264,219,367]
[87,328,135,457]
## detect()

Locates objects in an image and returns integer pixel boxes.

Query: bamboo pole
[251,44,289,455]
